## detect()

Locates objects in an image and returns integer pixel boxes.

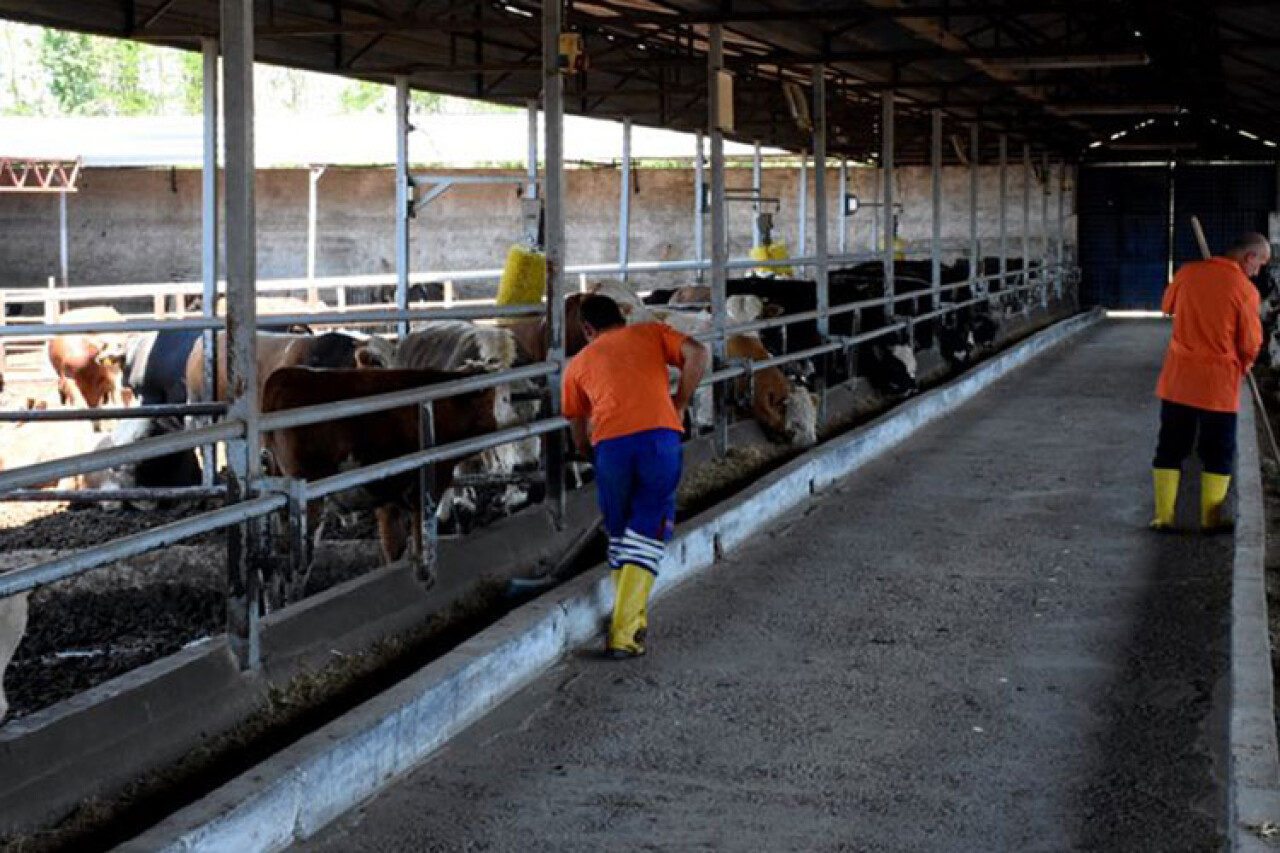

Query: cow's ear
[355,348,381,369]
[763,304,785,319]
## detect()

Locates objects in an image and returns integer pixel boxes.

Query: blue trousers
[1153,400,1236,476]
[593,429,682,575]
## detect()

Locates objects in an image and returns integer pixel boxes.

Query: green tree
[339,80,385,113]
[39,29,104,114]
[105,40,160,116]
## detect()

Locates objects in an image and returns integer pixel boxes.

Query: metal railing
[0,254,1075,676]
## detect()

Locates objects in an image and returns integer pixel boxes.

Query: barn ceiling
[1,1,1278,165]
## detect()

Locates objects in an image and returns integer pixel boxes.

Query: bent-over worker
[1151,232,1268,532]
[562,294,710,658]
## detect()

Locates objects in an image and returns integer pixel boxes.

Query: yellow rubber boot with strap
[1149,468,1180,531]
[1201,472,1232,533]
[607,563,654,659]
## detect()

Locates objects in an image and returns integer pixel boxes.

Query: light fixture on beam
[989,52,1149,70]
[1054,103,1180,116]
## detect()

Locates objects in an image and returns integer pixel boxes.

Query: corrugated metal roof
[0,1,1276,164]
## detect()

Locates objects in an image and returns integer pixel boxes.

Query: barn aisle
[296,318,1229,853]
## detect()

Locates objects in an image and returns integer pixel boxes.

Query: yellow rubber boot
[1201,473,1232,533]
[607,563,654,659]
[1150,468,1180,531]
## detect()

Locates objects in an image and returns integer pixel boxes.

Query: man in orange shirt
[562,295,710,658]
[1152,232,1268,531]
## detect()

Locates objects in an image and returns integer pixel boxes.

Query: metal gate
[1077,166,1170,309]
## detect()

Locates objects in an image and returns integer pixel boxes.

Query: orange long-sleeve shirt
[1155,256,1262,413]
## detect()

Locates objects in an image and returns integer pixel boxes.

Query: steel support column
[931,109,942,307]
[619,117,632,282]
[752,140,763,248]
[542,0,566,525]
[813,68,828,339]
[709,25,729,456]
[812,67,829,426]
[395,76,410,337]
[220,0,261,671]
[306,166,324,294]
[998,134,1008,286]
[200,37,218,489]
[1040,150,1049,306]
[969,124,979,282]
[1057,161,1066,272]
[694,130,706,282]
[1022,143,1031,296]
[798,150,808,261]
[838,157,848,255]
[527,99,538,197]
[882,90,895,303]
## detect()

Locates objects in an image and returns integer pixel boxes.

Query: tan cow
[46,306,132,428]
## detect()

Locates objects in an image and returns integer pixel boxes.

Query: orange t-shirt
[1155,257,1262,413]
[561,322,688,444]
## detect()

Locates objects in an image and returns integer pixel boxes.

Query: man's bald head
[1225,232,1272,277]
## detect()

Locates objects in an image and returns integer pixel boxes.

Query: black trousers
[1152,399,1236,476]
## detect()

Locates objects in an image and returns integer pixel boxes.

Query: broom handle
[1190,215,1280,463]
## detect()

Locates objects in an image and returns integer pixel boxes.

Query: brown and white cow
[185,330,394,404]
[261,366,500,586]
[46,307,132,428]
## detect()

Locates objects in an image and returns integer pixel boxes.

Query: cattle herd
[3,262,1034,554]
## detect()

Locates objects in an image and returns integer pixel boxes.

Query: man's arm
[1161,273,1182,316]
[569,416,593,459]
[1237,293,1263,373]
[671,338,710,420]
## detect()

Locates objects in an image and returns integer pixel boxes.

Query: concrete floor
[295,319,1230,853]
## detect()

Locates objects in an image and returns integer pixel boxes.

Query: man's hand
[672,339,710,419]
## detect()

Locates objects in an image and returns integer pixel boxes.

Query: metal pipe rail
[0,420,244,494]
[259,363,556,433]
[0,403,228,422]
[0,304,546,339]
[0,494,287,599]
[306,418,569,500]
[0,486,226,503]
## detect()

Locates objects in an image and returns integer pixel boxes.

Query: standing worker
[562,294,710,658]
[1151,232,1268,532]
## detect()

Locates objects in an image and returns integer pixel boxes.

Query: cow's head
[354,333,397,368]
[868,341,919,399]
[782,388,820,447]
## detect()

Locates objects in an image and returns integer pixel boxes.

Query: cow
[0,590,28,723]
[185,330,394,404]
[725,333,819,447]
[46,306,132,428]
[262,366,500,586]
[394,322,533,533]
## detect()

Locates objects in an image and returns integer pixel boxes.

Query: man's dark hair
[579,294,626,331]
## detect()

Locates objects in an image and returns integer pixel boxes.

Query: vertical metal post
[969,124,979,282]
[694,129,706,282]
[526,99,538,197]
[838,157,848,256]
[417,402,438,584]
[882,90,895,304]
[1057,160,1066,274]
[306,166,323,301]
[221,0,261,671]
[798,150,808,262]
[709,24,729,456]
[813,68,828,340]
[812,67,829,426]
[752,139,763,248]
[931,109,942,307]
[58,191,69,287]
[998,134,1008,288]
[1041,150,1050,306]
[619,117,632,282]
[543,0,566,526]
[201,37,219,489]
[1022,143,1031,299]
[395,76,410,337]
